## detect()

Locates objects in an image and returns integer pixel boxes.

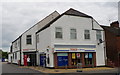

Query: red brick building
[101,21,120,67]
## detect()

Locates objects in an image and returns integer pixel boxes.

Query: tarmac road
[2,62,42,75]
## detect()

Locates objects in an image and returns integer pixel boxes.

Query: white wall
[37,27,54,67]
[51,15,97,44]
[10,11,60,65]
[12,51,20,64]
[12,38,20,64]
[21,25,37,65]
[8,53,13,63]
[12,38,20,52]
[50,15,105,66]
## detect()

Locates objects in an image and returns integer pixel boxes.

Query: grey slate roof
[63,8,92,18]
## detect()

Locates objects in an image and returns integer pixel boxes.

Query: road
[2,62,43,75]
[1,62,120,75]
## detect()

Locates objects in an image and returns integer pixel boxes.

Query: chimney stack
[110,21,119,28]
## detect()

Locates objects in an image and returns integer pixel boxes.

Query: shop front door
[40,54,46,67]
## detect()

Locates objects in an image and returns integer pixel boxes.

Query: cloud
[1,0,120,2]
[118,1,120,23]
[2,2,118,52]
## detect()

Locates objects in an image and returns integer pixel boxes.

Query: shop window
[57,53,68,66]
[84,53,93,65]
[71,53,82,66]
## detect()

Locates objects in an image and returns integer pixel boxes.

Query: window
[55,27,63,39]
[85,53,93,65]
[13,53,14,59]
[70,29,77,39]
[26,35,32,44]
[15,42,17,48]
[15,52,17,59]
[71,53,82,65]
[84,30,90,39]
[36,34,39,43]
[96,31,102,40]
[18,40,20,48]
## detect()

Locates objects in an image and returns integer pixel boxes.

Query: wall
[8,53,13,63]
[37,27,53,67]
[12,11,60,65]
[105,30,118,67]
[21,25,37,65]
[50,15,105,66]
[12,38,21,64]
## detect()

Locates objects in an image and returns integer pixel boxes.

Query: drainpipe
[35,33,38,66]
[103,31,107,66]
[20,36,22,66]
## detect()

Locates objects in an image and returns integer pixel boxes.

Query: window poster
[72,53,76,59]
[76,53,80,58]
[89,53,92,58]
[85,53,88,58]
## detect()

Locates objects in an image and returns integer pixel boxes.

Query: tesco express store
[53,45,96,69]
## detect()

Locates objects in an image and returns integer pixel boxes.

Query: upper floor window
[55,27,63,39]
[70,28,77,39]
[84,30,90,39]
[36,34,39,43]
[18,40,20,48]
[96,31,102,40]
[26,35,32,44]
[15,42,17,48]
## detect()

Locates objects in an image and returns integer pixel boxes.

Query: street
[1,62,120,75]
[2,62,43,75]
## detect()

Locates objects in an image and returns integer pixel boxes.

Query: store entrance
[24,52,36,66]
[40,54,46,67]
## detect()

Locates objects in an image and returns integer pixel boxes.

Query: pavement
[20,65,119,73]
[2,62,120,75]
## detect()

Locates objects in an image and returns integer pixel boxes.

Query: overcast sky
[1,1,119,52]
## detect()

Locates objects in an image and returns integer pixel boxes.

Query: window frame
[96,30,102,40]
[70,28,77,39]
[84,53,93,65]
[26,35,32,45]
[84,30,90,40]
[55,27,63,39]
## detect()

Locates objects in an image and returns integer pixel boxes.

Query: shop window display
[71,53,82,66]
[85,53,93,65]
